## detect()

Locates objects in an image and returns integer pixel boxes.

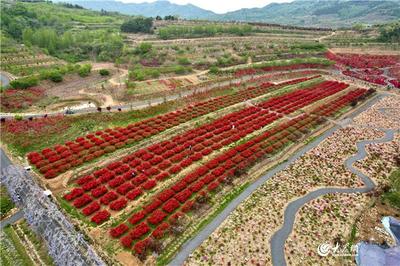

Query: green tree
[10,76,39,89]
[135,42,152,55]
[379,21,400,43]
[209,66,219,74]
[78,64,92,77]
[99,69,110,76]
[178,57,190,65]
[121,17,153,33]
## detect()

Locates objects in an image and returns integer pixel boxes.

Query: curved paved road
[169,94,389,265]
[270,128,396,266]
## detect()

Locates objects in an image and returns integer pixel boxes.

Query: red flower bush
[76,175,94,185]
[108,176,125,188]
[126,188,142,200]
[175,189,193,203]
[100,191,118,205]
[91,186,108,198]
[82,180,100,191]
[110,224,129,238]
[64,188,84,201]
[142,179,157,190]
[116,182,134,195]
[109,198,128,211]
[130,222,150,239]
[207,181,220,191]
[144,199,162,213]
[134,238,151,255]
[147,209,167,225]
[182,200,194,213]
[157,188,175,202]
[91,210,110,224]
[152,222,170,239]
[162,198,180,213]
[120,235,133,248]
[73,194,92,208]
[129,210,146,225]
[82,201,100,216]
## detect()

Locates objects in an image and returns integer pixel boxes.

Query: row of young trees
[158,24,254,39]
[22,28,124,62]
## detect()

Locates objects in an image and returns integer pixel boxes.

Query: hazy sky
[120,0,293,14]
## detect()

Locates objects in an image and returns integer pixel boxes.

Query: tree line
[157,24,254,39]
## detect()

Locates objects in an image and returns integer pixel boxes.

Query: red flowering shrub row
[389,79,400,89]
[28,76,320,178]
[73,194,92,208]
[327,51,400,87]
[63,188,84,201]
[110,224,129,238]
[82,201,100,216]
[326,52,399,69]
[311,88,369,117]
[63,79,349,227]
[91,210,110,224]
[152,222,170,239]
[103,83,366,256]
[108,115,316,250]
[342,70,387,86]
[258,80,349,114]
[109,198,128,211]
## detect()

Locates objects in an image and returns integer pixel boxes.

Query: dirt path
[318,31,335,42]
[78,88,117,107]
[108,68,129,86]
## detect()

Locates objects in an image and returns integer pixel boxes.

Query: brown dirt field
[43,73,111,99]
[116,252,142,266]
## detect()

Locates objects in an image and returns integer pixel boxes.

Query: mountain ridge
[55,0,400,28]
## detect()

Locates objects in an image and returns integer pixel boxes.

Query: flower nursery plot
[3,2,400,266]
[56,74,374,264]
[27,76,321,178]
[102,87,371,263]
[326,51,400,87]
[0,87,46,112]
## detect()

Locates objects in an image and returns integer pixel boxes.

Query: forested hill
[56,0,400,28]
[216,0,400,28]
[1,1,127,62]
[54,0,216,19]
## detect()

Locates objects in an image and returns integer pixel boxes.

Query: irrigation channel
[169,93,397,265]
[1,149,106,266]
